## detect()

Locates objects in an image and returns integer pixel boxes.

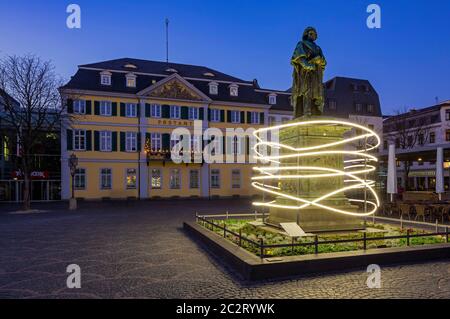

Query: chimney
[253,78,260,89]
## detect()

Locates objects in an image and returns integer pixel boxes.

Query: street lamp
[68,153,78,210]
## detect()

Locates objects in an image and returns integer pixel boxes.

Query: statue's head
[302,27,318,42]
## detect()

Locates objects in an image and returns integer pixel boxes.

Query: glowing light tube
[251,119,381,217]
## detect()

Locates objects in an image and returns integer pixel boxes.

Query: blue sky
[1,0,449,114]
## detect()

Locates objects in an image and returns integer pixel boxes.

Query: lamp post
[68,153,78,210]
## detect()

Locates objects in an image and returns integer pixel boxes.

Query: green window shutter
[181,106,189,120]
[86,101,92,115]
[94,131,100,151]
[220,110,225,122]
[241,111,245,124]
[137,133,142,151]
[260,112,265,125]
[145,104,151,117]
[94,101,100,115]
[120,132,126,152]
[207,109,211,121]
[86,130,92,151]
[246,136,250,155]
[222,136,226,155]
[227,110,232,123]
[162,133,171,151]
[66,129,73,150]
[120,103,126,117]
[162,105,170,118]
[247,112,251,124]
[199,108,204,120]
[112,132,118,151]
[67,99,73,114]
[145,133,151,149]
[137,104,141,117]
[112,102,117,116]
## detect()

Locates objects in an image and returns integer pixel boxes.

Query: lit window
[74,130,86,151]
[229,85,238,97]
[189,170,199,189]
[269,95,277,105]
[100,73,111,86]
[126,74,136,88]
[209,82,218,95]
[100,101,112,116]
[125,132,137,152]
[231,111,240,123]
[151,169,162,189]
[151,104,161,118]
[232,136,242,155]
[100,131,112,152]
[188,107,199,120]
[231,169,241,189]
[211,169,220,188]
[170,105,180,119]
[126,103,137,117]
[191,135,202,154]
[73,100,86,114]
[126,168,137,189]
[170,169,181,189]
[100,168,112,190]
[150,133,162,151]
[74,168,86,190]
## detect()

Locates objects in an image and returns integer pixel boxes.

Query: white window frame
[126,74,136,88]
[229,85,238,97]
[170,169,181,189]
[74,168,86,190]
[188,107,199,120]
[231,111,240,124]
[73,100,86,114]
[74,130,86,151]
[170,105,181,119]
[269,95,277,105]
[151,169,162,189]
[151,104,161,118]
[100,168,112,190]
[150,133,162,151]
[125,132,138,152]
[189,169,200,189]
[100,101,112,116]
[126,168,137,189]
[126,103,137,118]
[100,131,112,152]
[211,169,220,189]
[209,83,218,95]
[100,74,111,86]
[210,109,220,122]
[250,112,260,124]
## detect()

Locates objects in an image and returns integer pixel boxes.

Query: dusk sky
[1,0,449,114]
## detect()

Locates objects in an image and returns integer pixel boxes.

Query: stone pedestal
[266,117,363,232]
[69,198,77,210]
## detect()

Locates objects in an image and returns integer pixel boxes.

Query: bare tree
[0,55,70,210]
[384,107,431,190]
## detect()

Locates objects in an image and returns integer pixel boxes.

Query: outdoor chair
[413,204,428,222]
[399,203,411,220]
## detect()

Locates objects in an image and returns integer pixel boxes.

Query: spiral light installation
[251,119,381,217]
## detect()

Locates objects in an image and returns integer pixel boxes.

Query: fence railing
[196,213,450,259]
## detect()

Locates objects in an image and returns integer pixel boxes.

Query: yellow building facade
[60,59,292,200]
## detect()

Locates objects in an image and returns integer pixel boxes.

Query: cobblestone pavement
[0,199,449,299]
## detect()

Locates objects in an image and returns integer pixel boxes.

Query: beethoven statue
[291,27,327,118]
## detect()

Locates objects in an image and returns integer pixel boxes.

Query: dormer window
[269,94,277,105]
[229,84,239,97]
[208,82,218,95]
[204,72,215,77]
[166,68,178,73]
[126,73,137,88]
[100,71,111,86]
[124,63,137,69]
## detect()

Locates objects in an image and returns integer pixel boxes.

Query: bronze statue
[291,27,327,118]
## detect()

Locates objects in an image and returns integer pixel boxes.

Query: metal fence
[196,213,450,259]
